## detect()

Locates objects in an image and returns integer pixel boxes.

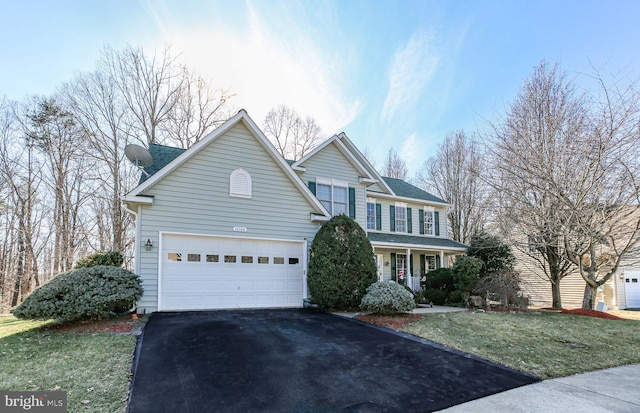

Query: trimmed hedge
[12,265,143,322]
[75,251,124,268]
[360,281,415,315]
[307,215,377,310]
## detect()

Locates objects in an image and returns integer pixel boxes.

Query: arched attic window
[229,168,252,198]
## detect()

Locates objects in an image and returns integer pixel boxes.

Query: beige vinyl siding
[297,142,366,229]
[514,243,623,308]
[136,123,320,311]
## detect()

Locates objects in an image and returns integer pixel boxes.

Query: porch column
[440,251,445,268]
[406,248,411,287]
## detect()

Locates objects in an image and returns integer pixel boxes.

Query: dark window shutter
[419,209,425,235]
[420,254,426,276]
[390,253,396,281]
[407,207,413,233]
[308,181,316,195]
[434,211,440,236]
[348,187,356,219]
[436,254,441,269]
[409,254,414,276]
[390,206,396,232]
[375,204,382,231]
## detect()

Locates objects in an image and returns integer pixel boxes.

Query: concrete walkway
[436,363,640,413]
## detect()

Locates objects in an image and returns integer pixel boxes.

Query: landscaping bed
[354,313,422,329]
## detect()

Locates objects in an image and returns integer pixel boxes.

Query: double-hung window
[395,203,407,233]
[366,201,376,230]
[317,179,348,216]
[424,207,434,235]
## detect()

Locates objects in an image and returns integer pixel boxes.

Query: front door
[396,254,407,284]
[375,254,384,281]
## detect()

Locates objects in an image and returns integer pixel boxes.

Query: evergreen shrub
[360,281,415,315]
[75,251,124,268]
[307,215,377,310]
[12,265,143,322]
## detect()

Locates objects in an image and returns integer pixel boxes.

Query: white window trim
[316,177,349,216]
[395,202,407,233]
[424,206,435,236]
[230,168,252,198]
[366,199,376,230]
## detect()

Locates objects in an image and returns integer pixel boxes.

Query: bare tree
[415,130,488,244]
[162,68,234,149]
[0,99,47,307]
[382,148,407,180]
[482,61,583,308]
[559,69,640,308]
[100,45,184,146]
[484,60,640,309]
[25,97,89,274]
[361,147,378,170]
[263,105,322,160]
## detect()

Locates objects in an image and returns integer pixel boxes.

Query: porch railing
[410,277,421,292]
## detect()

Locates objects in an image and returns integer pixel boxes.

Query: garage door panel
[161,234,304,310]
[625,271,640,308]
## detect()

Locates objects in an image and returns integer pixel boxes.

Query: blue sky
[1,0,639,175]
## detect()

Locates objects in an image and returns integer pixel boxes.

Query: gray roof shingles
[381,177,448,204]
[368,232,468,250]
[138,144,186,184]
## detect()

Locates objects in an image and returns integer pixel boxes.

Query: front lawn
[0,315,137,412]
[402,311,640,379]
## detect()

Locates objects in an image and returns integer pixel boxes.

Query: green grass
[0,315,137,413]
[403,311,640,379]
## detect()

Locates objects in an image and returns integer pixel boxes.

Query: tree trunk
[551,279,562,308]
[582,283,597,309]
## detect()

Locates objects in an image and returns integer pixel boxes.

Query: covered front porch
[368,232,468,291]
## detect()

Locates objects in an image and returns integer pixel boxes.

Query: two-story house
[123,110,467,313]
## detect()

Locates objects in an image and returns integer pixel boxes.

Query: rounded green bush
[75,251,124,268]
[11,265,143,322]
[307,215,377,310]
[360,281,415,315]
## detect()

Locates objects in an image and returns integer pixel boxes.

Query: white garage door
[160,233,305,311]
[625,271,640,308]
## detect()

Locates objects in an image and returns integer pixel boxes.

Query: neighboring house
[515,237,639,310]
[123,110,467,313]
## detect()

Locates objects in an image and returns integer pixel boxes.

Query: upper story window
[424,207,434,235]
[229,168,252,198]
[366,201,376,230]
[395,202,407,233]
[316,178,348,216]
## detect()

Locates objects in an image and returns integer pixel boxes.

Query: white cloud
[141,1,361,136]
[399,132,426,176]
[381,30,439,122]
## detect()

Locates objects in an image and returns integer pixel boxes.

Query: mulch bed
[42,314,145,334]
[354,313,423,329]
[541,307,625,321]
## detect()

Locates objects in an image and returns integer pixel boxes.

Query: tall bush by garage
[11,265,143,322]
[307,215,377,310]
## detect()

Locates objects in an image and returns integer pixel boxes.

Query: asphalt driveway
[128,309,538,413]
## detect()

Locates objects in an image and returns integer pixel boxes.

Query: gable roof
[291,132,395,194]
[381,177,448,204]
[123,109,330,218]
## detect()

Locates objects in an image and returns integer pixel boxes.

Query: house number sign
[233,227,248,232]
